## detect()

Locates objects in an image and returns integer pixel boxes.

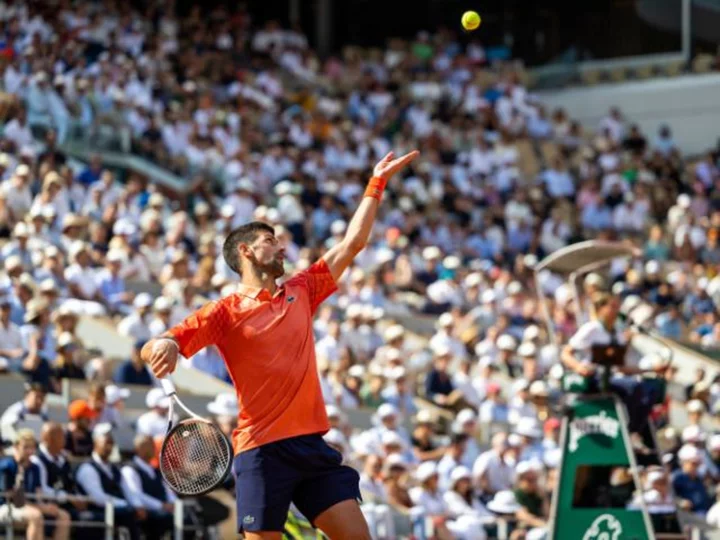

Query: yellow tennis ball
[462,11,481,31]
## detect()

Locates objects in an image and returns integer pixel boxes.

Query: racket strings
[160,419,232,495]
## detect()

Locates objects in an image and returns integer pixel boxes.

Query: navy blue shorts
[233,433,361,533]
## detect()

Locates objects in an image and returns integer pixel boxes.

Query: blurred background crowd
[0,0,718,538]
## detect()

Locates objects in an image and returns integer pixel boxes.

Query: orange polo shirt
[167,259,337,455]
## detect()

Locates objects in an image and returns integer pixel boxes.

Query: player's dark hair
[222,221,275,275]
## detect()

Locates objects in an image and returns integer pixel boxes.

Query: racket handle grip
[160,378,177,396]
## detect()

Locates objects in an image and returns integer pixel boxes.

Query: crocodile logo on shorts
[582,514,623,540]
[243,515,255,525]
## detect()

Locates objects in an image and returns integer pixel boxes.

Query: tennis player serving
[142,150,419,539]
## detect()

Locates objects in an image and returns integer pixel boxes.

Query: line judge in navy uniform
[30,422,105,533]
[74,424,142,540]
[120,434,175,538]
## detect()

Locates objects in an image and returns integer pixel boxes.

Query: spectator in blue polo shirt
[113,341,154,386]
[672,444,713,514]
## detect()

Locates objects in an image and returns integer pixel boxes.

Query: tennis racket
[158,379,233,496]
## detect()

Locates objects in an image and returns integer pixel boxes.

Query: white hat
[91,422,114,441]
[348,365,366,378]
[330,220,347,235]
[449,466,472,487]
[387,366,407,380]
[529,380,549,397]
[682,425,706,443]
[105,385,131,405]
[415,410,433,424]
[39,279,56,293]
[497,334,517,351]
[507,281,522,295]
[346,304,364,319]
[12,222,29,237]
[384,325,405,342]
[325,404,342,419]
[456,408,477,425]
[422,246,442,260]
[677,194,691,208]
[474,341,495,357]
[145,388,170,409]
[584,273,604,287]
[274,181,295,196]
[323,428,347,448]
[56,332,75,349]
[433,343,452,358]
[645,260,660,275]
[438,312,454,328]
[133,293,153,309]
[68,240,89,261]
[517,342,537,357]
[515,418,542,439]
[220,204,235,218]
[207,393,239,417]
[481,290,496,304]
[15,164,30,177]
[687,399,705,413]
[377,403,399,419]
[464,273,483,288]
[544,448,562,469]
[106,249,126,263]
[708,434,720,452]
[507,433,523,447]
[4,255,22,271]
[443,256,461,270]
[385,453,408,469]
[153,297,172,312]
[415,461,438,482]
[487,490,521,514]
[515,461,539,477]
[371,307,385,321]
[645,470,665,489]
[381,431,405,448]
[523,325,540,341]
[478,355,496,369]
[678,444,703,462]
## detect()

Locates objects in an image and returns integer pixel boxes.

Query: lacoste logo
[287,296,295,303]
[243,515,255,525]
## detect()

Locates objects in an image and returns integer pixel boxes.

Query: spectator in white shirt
[117,293,153,342]
[120,435,175,537]
[443,466,492,539]
[2,165,33,219]
[136,389,170,438]
[4,108,34,150]
[429,312,468,361]
[148,297,173,336]
[358,454,387,504]
[613,192,647,233]
[473,433,514,498]
[0,382,48,444]
[0,296,25,371]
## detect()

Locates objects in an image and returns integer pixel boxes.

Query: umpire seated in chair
[30,422,105,537]
[75,424,142,540]
[120,434,176,538]
[560,292,667,435]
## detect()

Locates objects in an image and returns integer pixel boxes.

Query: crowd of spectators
[0,0,719,538]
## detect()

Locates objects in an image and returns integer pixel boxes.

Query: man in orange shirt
[141,150,418,539]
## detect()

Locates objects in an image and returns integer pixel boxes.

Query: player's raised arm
[322,150,419,282]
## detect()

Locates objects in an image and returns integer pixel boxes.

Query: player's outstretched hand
[373,150,419,181]
[142,338,179,378]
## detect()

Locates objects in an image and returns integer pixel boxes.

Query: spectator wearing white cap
[429,312,467,362]
[374,324,407,367]
[514,418,545,464]
[473,433,514,500]
[136,388,171,438]
[513,461,548,530]
[64,241,103,304]
[629,469,674,513]
[508,379,537,426]
[100,385,131,429]
[443,465,492,534]
[453,409,481,468]
[0,295,25,371]
[1,166,33,218]
[148,297,173,336]
[117,293,153,342]
[225,178,258,228]
[496,334,519,378]
[2,222,33,268]
[452,357,482,409]
[358,454,387,504]
[673,444,712,514]
[97,249,133,315]
[409,461,458,539]
[437,432,469,491]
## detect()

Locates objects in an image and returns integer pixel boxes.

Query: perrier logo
[569,411,620,452]
[582,514,623,540]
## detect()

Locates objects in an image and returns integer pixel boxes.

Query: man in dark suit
[120,434,175,537]
[0,429,71,540]
[74,425,142,540]
[31,422,105,534]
